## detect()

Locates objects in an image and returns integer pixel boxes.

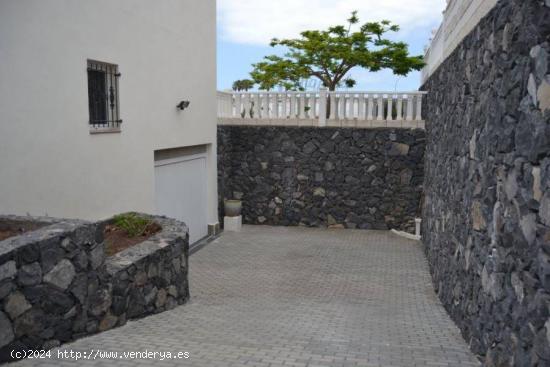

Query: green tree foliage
[249,11,425,91]
[232,79,255,91]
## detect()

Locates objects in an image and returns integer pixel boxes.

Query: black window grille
[87,60,122,129]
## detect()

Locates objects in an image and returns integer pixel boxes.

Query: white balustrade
[217,90,427,127]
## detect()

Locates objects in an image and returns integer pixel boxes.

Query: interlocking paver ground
[12,226,480,366]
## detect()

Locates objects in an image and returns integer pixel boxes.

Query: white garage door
[154,152,208,244]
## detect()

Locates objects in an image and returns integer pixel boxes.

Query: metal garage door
[154,149,208,244]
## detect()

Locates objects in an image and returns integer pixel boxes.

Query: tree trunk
[326,85,336,118]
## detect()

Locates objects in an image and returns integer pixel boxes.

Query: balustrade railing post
[313,94,318,119]
[353,94,359,119]
[243,94,250,119]
[318,88,327,126]
[221,94,227,118]
[235,93,242,118]
[299,93,306,119]
[396,95,403,121]
[406,94,414,121]
[273,93,279,118]
[268,93,275,119]
[387,94,393,121]
[329,93,336,120]
[253,93,260,119]
[304,93,310,119]
[358,93,365,119]
[228,94,233,117]
[308,93,315,119]
[367,94,374,120]
[290,93,296,118]
[338,93,345,120]
[415,94,423,121]
[224,93,227,118]
[281,93,288,119]
[377,95,384,120]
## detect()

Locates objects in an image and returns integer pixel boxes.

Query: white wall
[0,0,218,224]
[422,0,498,83]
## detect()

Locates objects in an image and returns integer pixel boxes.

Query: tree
[232,79,255,91]
[249,11,425,91]
[250,57,304,91]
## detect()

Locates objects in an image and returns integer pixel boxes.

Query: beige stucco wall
[0,0,218,224]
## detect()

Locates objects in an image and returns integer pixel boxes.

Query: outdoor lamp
[177,100,190,110]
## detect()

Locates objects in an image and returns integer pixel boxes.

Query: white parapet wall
[422,0,498,83]
[217,90,427,129]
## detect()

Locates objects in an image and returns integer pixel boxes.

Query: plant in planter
[104,213,162,256]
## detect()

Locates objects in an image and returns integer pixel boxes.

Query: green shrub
[112,213,152,238]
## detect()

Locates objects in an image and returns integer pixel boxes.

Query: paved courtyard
[13,226,479,366]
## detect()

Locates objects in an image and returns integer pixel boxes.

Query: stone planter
[224,200,242,217]
[0,213,189,363]
[0,216,50,242]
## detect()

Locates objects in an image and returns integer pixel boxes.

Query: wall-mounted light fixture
[177,100,190,110]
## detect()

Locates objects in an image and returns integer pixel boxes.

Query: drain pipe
[415,218,422,238]
[390,217,422,241]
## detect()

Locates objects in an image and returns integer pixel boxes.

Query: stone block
[0,311,14,348]
[538,78,550,111]
[388,142,410,156]
[17,262,42,286]
[0,261,16,281]
[43,259,75,290]
[4,292,31,320]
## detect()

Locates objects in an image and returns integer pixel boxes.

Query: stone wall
[0,214,189,362]
[421,0,550,364]
[218,126,425,232]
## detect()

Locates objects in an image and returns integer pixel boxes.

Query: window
[87,60,121,131]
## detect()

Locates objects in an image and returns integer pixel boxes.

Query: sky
[217,0,447,92]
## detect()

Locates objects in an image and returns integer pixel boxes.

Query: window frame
[87,59,122,133]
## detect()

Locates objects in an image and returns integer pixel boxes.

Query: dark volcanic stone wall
[421,0,550,365]
[218,126,425,232]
